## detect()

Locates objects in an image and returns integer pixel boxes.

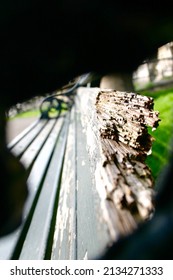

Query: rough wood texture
[77,87,160,242]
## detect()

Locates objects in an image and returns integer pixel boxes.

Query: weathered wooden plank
[51,107,77,260]
[18,114,70,260]
[95,90,159,152]
[77,87,159,245]
[75,96,110,260]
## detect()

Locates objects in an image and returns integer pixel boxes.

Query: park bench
[0,85,160,260]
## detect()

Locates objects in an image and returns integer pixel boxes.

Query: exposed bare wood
[77,87,160,242]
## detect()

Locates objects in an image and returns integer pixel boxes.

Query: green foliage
[10,109,40,119]
[139,87,173,99]
[142,88,173,183]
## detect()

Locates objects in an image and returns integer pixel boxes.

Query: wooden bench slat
[76,87,159,252]
[75,102,110,260]
[10,119,47,158]
[76,88,138,243]
[23,116,65,218]
[51,104,110,260]
[7,119,39,150]
[0,116,65,260]
[51,107,77,260]
[20,119,56,169]
[18,114,70,260]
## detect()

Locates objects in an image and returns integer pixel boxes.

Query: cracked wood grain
[77,87,160,242]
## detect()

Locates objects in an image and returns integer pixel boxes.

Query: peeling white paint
[83,251,88,260]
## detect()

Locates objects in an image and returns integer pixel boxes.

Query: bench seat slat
[19,114,70,260]
[10,120,47,157]
[0,117,65,260]
[51,107,77,260]
[23,117,65,218]
[75,104,110,260]
[19,119,56,169]
[7,120,39,150]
